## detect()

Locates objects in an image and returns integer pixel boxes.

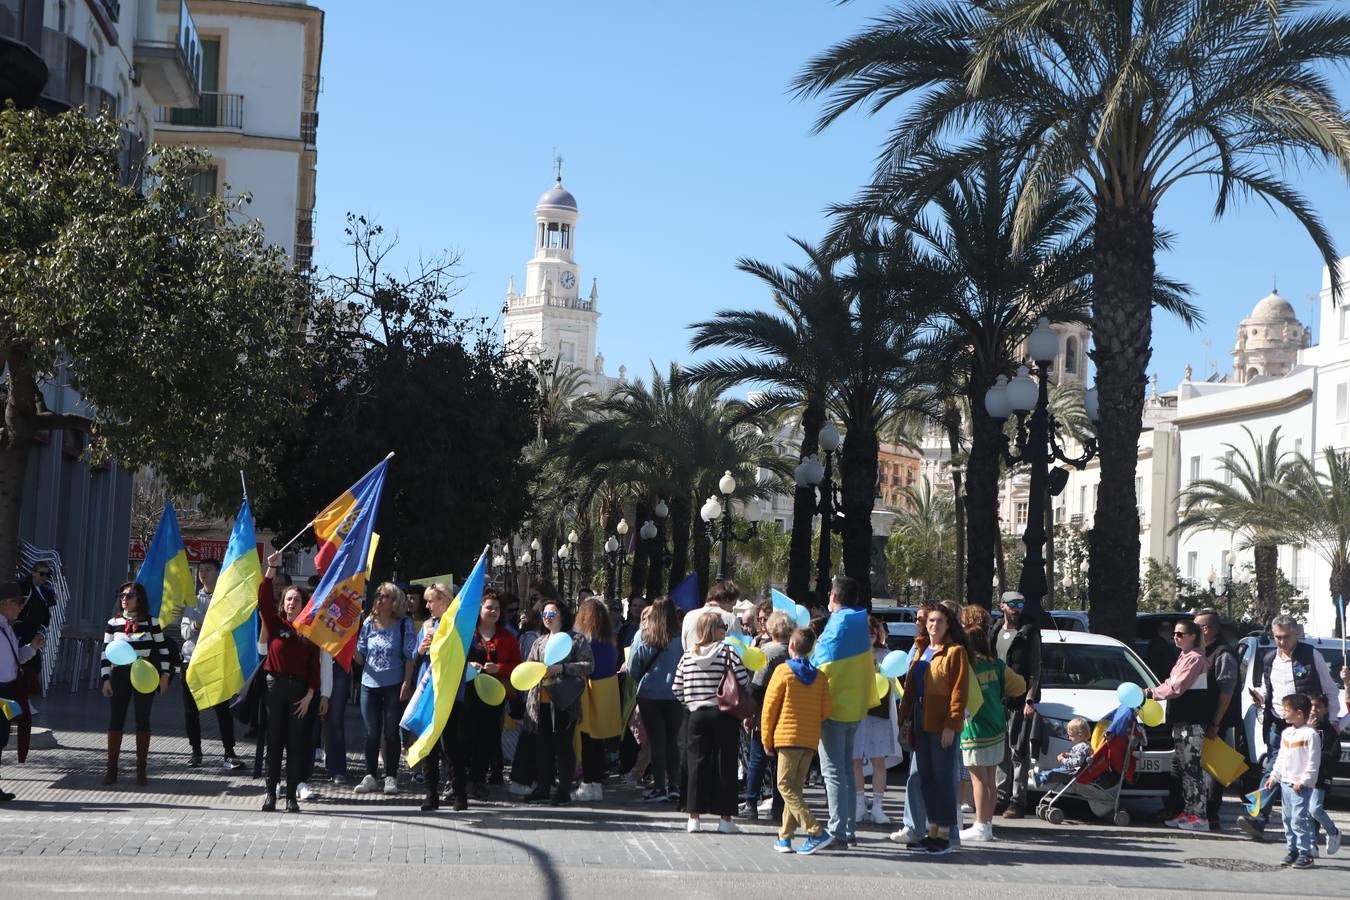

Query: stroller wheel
[1113,810,1130,827]
[1046,807,1066,825]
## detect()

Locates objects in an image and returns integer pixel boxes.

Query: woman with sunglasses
[1144,618,1211,832]
[100,583,171,786]
[523,600,594,805]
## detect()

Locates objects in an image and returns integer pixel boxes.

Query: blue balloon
[106,640,138,667]
[464,664,478,682]
[1116,682,1145,709]
[794,604,810,628]
[543,632,574,666]
[879,649,910,679]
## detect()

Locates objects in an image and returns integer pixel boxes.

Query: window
[1339,383,1349,423]
[187,165,218,200]
[1078,485,1087,514]
[1291,547,1302,586]
[1186,551,1198,581]
[1340,308,1350,341]
[1188,455,1201,484]
[1065,336,1079,374]
[1014,501,1028,527]
[1220,550,1231,582]
[1223,449,1236,484]
[1135,476,1144,516]
[558,340,575,363]
[1295,437,1304,457]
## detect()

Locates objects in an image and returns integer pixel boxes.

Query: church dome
[537,178,577,211]
[1249,290,1296,321]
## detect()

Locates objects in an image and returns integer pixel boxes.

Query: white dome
[537,178,577,211]
[1249,290,1296,321]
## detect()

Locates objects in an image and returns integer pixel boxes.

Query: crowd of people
[0,565,1347,868]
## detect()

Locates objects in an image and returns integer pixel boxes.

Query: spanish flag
[296,455,391,668]
[811,607,874,722]
[403,548,487,768]
[137,500,195,629]
[185,501,262,709]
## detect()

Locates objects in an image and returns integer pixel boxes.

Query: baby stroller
[1035,705,1143,826]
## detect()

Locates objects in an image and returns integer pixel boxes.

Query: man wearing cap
[0,582,46,801]
[991,590,1041,818]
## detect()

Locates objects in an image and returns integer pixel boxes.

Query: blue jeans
[744,728,779,809]
[915,728,961,831]
[902,750,961,843]
[326,664,351,779]
[819,719,859,840]
[1280,783,1313,856]
[1311,787,1339,846]
[360,683,402,779]
[1251,719,1284,827]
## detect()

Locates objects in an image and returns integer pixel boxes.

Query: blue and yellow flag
[185,500,262,709]
[403,548,488,768]
[137,500,195,629]
[296,455,391,669]
[811,606,874,722]
[0,697,22,720]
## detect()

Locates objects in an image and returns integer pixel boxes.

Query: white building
[151,0,323,271]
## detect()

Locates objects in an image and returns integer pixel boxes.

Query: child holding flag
[1264,693,1321,868]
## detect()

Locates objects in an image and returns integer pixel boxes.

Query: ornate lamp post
[491,552,507,587]
[517,549,532,593]
[794,421,841,607]
[557,529,581,600]
[702,470,758,582]
[984,318,1100,621]
[604,518,629,603]
[649,500,670,598]
[1079,559,1089,611]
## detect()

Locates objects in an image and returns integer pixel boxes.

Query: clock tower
[503,168,602,377]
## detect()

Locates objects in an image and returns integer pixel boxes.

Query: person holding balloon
[463,589,521,801]
[100,582,171,787]
[521,600,594,805]
[1143,617,1211,832]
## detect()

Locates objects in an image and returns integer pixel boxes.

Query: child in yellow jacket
[761,628,833,855]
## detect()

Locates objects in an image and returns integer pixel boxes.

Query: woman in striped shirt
[673,612,749,833]
[100,582,171,786]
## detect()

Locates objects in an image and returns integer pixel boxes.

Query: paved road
[0,686,1345,898]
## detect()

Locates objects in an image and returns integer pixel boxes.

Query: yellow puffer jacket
[760,662,832,752]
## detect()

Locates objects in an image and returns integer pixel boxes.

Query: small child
[1265,693,1322,868]
[760,628,832,856]
[1308,694,1342,857]
[1037,718,1093,786]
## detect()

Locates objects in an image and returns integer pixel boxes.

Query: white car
[1030,630,1172,797]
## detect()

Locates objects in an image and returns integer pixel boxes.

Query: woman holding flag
[260,553,321,812]
[414,583,470,812]
[523,600,594,806]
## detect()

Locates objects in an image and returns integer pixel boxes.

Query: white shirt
[680,604,742,652]
[1260,648,1341,722]
[1270,723,1321,788]
[0,617,36,682]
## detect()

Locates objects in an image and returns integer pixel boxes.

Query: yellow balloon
[510,661,547,692]
[474,673,506,706]
[130,657,159,694]
[874,672,890,705]
[1091,717,1110,752]
[742,645,767,672]
[1139,698,1165,727]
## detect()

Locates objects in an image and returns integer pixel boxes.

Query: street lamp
[984,317,1099,620]
[650,500,670,599]
[605,517,629,603]
[703,470,758,582]
[491,552,506,586]
[1078,559,1089,611]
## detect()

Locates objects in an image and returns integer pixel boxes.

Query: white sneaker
[354,774,378,794]
[589,784,603,802]
[576,783,595,801]
[870,800,890,825]
[757,796,773,813]
[718,819,742,834]
[960,802,975,814]
[509,782,533,797]
[960,823,995,842]
[888,826,923,845]
[383,776,398,795]
[855,794,867,821]
[296,782,313,801]
[1328,830,1342,855]
[686,818,701,833]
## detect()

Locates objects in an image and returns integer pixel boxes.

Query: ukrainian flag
[137,501,195,630]
[403,548,487,769]
[1,697,22,720]
[185,501,262,710]
[296,456,391,668]
[811,606,874,722]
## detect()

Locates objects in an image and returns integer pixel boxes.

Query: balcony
[85,84,118,117]
[300,109,317,147]
[155,92,243,129]
[0,0,47,107]
[133,0,201,107]
[38,27,86,110]
[294,208,315,272]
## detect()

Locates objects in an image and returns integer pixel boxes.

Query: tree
[256,216,537,581]
[1175,426,1296,630]
[794,0,1350,640]
[892,477,958,599]
[1284,447,1350,634]
[0,108,317,573]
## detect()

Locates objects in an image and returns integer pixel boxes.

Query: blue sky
[314,1,1350,392]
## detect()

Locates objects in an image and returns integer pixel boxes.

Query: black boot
[522,785,551,803]
[262,783,277,812]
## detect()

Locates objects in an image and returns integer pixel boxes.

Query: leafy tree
[794,0,1350,640]
[1284,447,1350,634]
[0,107,316,572]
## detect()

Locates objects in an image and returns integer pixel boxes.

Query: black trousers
[464,691,504,784]
[264,674,310,796]
[425,706,468,803]
[580,734,607,783]
[0,679,14,758]
[107,668,155,732]
[638,698,684,795]
[510,729,537,786]
[685,706,738,817]
[534,703,577,795]
[182,680,236,756]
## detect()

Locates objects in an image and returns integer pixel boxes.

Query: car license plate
[1136,753,1168,774]
[1340,748,1350,764]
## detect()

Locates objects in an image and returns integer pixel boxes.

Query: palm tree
[684,239,845,605]
[1175,427,1296,627]
[893,476,958,598]
[1284,448,1350,635]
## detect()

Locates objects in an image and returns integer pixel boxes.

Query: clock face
[560,270,576,290]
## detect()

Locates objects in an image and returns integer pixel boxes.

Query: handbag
[716,646,753,720]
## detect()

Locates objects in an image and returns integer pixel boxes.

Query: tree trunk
[1088,203,1154,643]
[1331,560,1347,638]
[1253,543,1280,630]
[667,493,691,595]
[787,400,825,603]
[943,402,966,605]
[694,521,711,605]
[0,346,44,578]
[964,384,1002,609]
[839,420,878,607]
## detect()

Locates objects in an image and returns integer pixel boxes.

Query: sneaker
[960,823,995,842]
[924,836,954,855]
[1280,850,1298,866]
[509,782,533,797]
[330,774,347,787]
[642,789,670,803]
[717,820,741,834]
[855,795,867,821]
[1293,854,1314,869]
[1002,804,1025,820]
[223,755,245,772]
[1164,813,1190,828]
[798,832,834,855]
[1328,830,1342,855]
[686,818,701,833]
[187,751,203,768]
[1177,816,1211,833]
[383,777,398,795]
[888,827,923,846]
[870,801,890,825]
[296,782,313,801]
[1236,817,1266,841]
[959,802,975,814]
[773,838,794,853]
[353,775,378,794]
[737,801,760,820]
[412,772,426,786]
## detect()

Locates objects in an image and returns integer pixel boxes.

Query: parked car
[873,605,919,624]
[1237,634,1350,789]
[1032,630,1172,798]
[885,622,917,653]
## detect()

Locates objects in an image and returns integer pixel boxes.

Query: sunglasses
[1005,601,1025,610]
[541,610,559,619]
[1173,632,1190,638]
[118,591,137,599]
